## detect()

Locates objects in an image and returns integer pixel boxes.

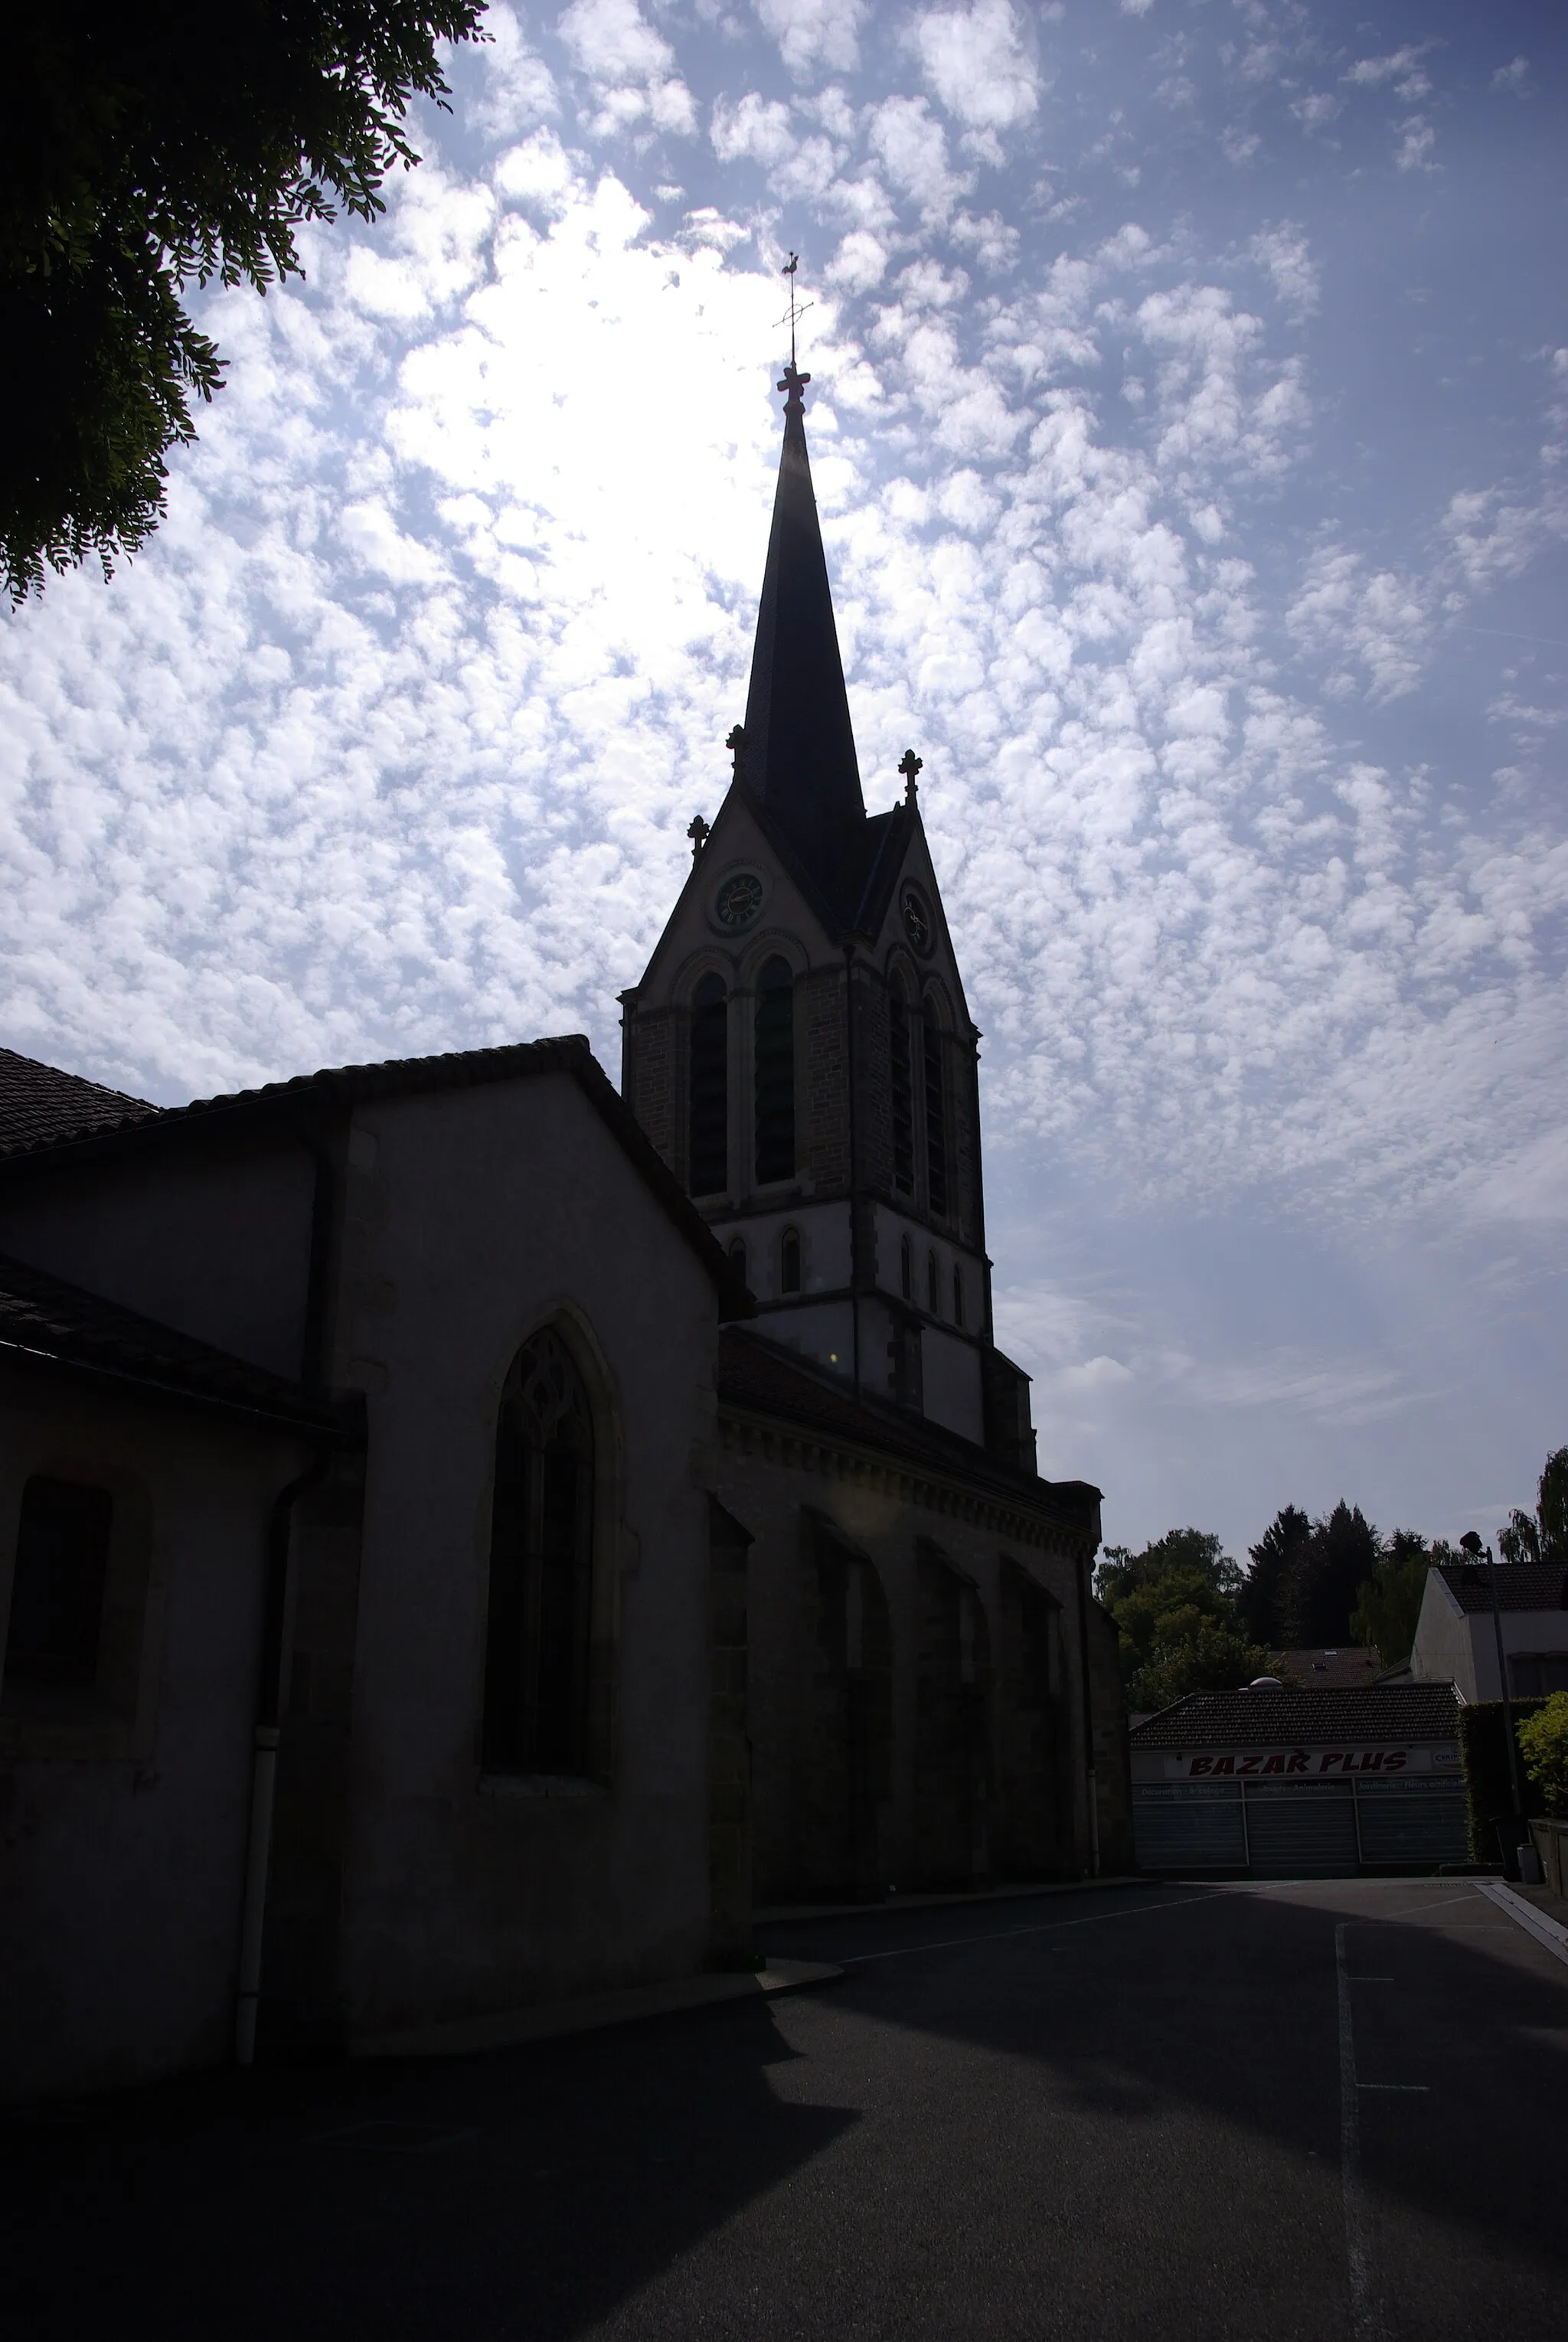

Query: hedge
[1459,1697,1550,1862]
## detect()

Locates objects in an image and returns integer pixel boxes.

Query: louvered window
[754,956,795,1184]
[923,1001,948,1217]
[688,972,728,1197]
[890,980,914,1195]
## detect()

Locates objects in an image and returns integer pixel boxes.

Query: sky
[2,0,1565,1563]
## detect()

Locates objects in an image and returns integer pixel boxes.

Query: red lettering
[1190,1756,1212,1776]
[1213,1755,1235,1775]
[1319,1753,1343,1772]
[1286,1753,1308,1775]
[1239,1755,1261,1776]
[1383,1751,1406,1772]
[1263,1752,1286,1775]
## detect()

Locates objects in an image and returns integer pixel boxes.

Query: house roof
[716,1325,1100,1534]
[1276,1647,1386,1690]
[0,1252,354,1438]
[0,1048,162,1155]
[1131,1682,1462,1749]
[1437,1560,1568,1615]
[0,1037,750,1320]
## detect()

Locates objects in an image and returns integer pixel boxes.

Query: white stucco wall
[0,1368,308,2099]
[1409,1567,1568,1700]
[331,1071,724,2035]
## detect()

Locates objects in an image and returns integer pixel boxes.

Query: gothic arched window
[780,1227,802,1294]
[922,998,949,1218]
[688,972,729,1197]
[727,1236,747,1281]
[754,956,795,1183]
[900,1233,913,1300]
[927,1247,939,1316]
[482,1328,598,1778]
[952,1263,965,1327]
[889,977,914,1197]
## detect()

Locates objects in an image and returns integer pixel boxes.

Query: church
[0,361,1129,2099]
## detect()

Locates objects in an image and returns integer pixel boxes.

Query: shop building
[1131,1684,1468,1877]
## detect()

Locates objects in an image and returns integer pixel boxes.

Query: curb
[1475,1879,1568,1970]
[348,1958,841,2060]
[758,1877,1141,1926]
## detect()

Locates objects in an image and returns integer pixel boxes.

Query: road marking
[1474,1880,1568,1969]
[1337,1922,1388,2342]
[835,1893,1217,1966]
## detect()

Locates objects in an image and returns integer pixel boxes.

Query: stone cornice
[717,1402,1095,1562]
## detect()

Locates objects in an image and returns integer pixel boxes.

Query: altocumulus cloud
[1,0,1564,1546]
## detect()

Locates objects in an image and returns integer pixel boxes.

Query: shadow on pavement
[0,1995,852,2342]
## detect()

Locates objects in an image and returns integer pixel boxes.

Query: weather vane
[776,253,813,377]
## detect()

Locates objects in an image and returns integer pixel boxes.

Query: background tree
[1240,1504,1312,1645]
[1281,1501,1381,1645]
[1096,1529,1272,1711]
[1347,1529,1462,1665]
[3,2,486,603]
[1498,1445,1568,1565]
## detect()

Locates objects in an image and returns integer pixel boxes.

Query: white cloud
[472,4,560,142]
[555,0,696,135]
[753,0,867,78]
[711,92,795,166]
[1394,116,1437,173]
[1344,47,1431,91]
[867,94,974,223]
[1491,57,1530,96]
[912,0,1040,132]
[1247,224,1319,319]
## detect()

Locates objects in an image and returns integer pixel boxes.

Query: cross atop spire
[778,252,813,376]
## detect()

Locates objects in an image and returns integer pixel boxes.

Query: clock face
[714,870,764,931]
[901,884,933,953]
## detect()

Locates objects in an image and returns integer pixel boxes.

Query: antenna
[776,253,814,374]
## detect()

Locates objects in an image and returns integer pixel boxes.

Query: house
[1407,1560,1568,1700]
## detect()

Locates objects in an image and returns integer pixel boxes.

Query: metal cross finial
[777,252,814,374]
[899,748,924,806]
[688,814,711,860]
[725,724,746,781]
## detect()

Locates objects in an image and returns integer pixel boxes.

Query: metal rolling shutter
[1240,1784,1359,1877]
[1132,1785,1246,1869]
[1354,1778,1469,1865]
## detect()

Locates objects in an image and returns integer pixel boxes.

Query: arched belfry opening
[688,972,728,1197]
[753,955,795,1183]
[482,1326,601,1779]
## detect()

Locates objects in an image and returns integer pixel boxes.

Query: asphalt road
[5,1880,1563,2341]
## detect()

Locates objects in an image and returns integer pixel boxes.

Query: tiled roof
[716,1326,1099,1530]
[1276,1646,1386,1689]
[1437,1560,1568,1615]
[0,1049,162,1156]
[0,1253,353,1435]
[1131,1682,1462,1749]
[0,1037,748,1318]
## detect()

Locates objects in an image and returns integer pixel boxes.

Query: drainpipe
[236,1451,328,2063]
[842,940,862,1400]
[1075,1547,1101,1878]
[236,1115,339,2064]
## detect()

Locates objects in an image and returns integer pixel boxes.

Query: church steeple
[740,364,867,922]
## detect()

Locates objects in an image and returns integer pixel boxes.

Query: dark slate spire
[741,364,866,918]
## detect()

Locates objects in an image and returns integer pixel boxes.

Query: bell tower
[618,360,1036,1470]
